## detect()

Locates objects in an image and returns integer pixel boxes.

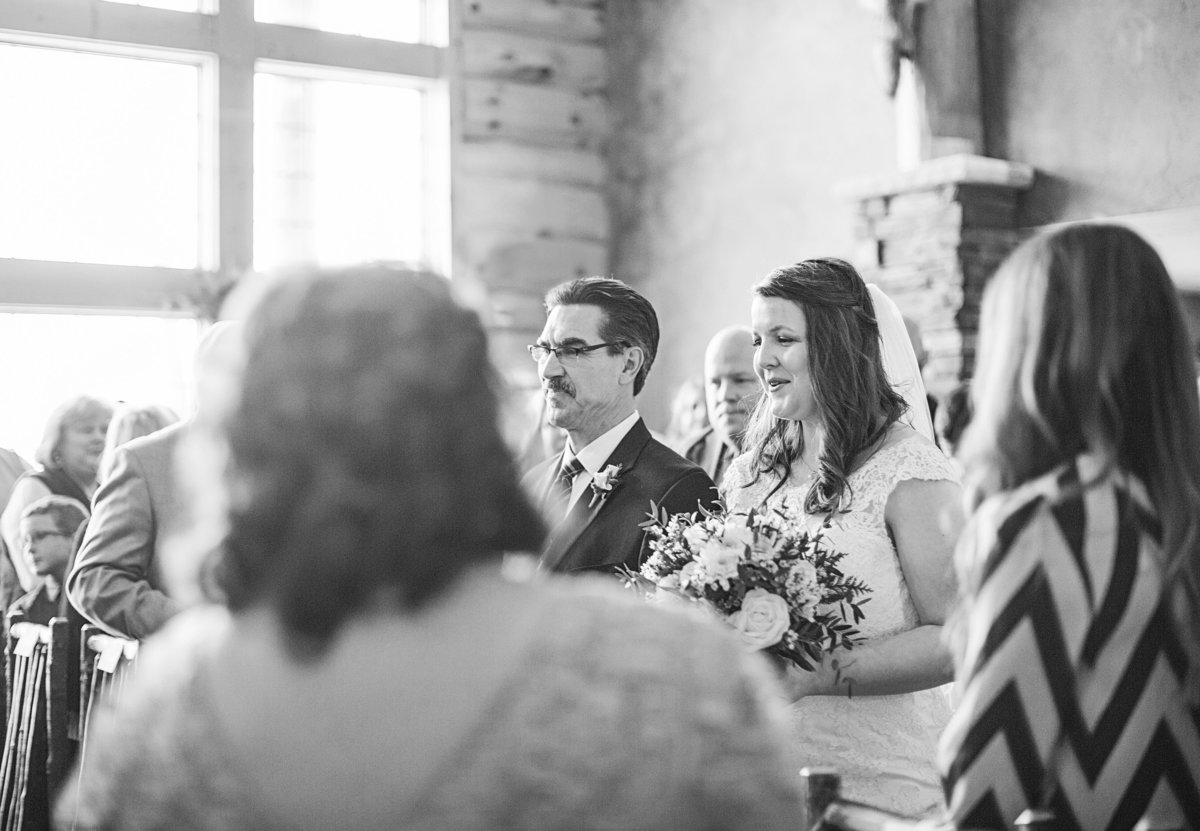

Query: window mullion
[214,0,255,276]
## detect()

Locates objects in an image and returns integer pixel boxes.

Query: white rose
[698,539,741,583]
[682,523,710,549]
[720,519,755,550]
[657,572,681,590]
[728,588,791,650]
[678,561,701,589]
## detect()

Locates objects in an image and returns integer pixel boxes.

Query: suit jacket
[677,427,741,489]
[523,418,718,574]
[67,423,186,639]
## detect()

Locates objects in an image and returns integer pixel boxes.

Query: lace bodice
[722,432,959,818]
[724,433,959,640]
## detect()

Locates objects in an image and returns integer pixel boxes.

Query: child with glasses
[8,494,88,627]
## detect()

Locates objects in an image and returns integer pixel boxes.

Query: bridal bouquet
[630,503,870,671]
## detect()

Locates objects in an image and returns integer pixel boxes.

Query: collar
[567,411,640,475]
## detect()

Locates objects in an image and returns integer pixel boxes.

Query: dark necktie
[548,456,585,519]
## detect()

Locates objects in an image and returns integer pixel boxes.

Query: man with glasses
[6,494,87,626]
[523,277,718,574]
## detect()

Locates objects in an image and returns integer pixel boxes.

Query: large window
[0,0,448,457]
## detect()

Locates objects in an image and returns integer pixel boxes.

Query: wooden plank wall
[451,0,610,388]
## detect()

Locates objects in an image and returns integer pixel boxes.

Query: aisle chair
[75,626,138,758]
[800,767,933,831]
[1,614,71,831]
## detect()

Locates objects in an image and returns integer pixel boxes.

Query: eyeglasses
[527,342,624,363]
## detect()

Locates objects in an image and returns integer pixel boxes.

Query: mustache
[545,377,575,397]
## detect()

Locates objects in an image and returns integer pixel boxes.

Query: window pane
[0,45,202,268]
[0,314,199,462]
[254,71,426,271]
[256,0,424,43]
[103,0,203,12]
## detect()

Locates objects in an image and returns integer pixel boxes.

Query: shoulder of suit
[674,426,713,457]
[639,435,712,482]
[119,421,188,459]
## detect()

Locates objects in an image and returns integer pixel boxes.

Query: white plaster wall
[607,0,899,428]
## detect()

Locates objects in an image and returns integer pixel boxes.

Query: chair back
[800,767,934,831]
[76,626,138,745]
[1,613,70,831]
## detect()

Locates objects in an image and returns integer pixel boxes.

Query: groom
[523,277,718,574]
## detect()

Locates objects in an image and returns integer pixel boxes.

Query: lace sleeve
[56,608,250,831]
[875,434,960,488]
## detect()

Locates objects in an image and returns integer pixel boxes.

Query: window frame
[0,0,449,314]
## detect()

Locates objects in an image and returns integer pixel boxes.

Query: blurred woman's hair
[742,257,907,515]
[213,265,545,658]
[34,395,114,470]
[100,403,180,480]
[960,223,1200,642]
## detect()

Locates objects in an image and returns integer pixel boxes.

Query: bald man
[677,326,760,488]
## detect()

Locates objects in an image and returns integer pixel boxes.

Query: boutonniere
[588,464,624,508]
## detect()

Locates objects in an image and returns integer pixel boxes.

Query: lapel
[538,418,653,573]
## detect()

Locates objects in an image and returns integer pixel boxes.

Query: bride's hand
[778,652,859,701]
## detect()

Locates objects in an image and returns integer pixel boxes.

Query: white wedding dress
[723,432,957,817]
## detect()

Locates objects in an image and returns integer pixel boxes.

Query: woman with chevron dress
[939,224,1200,829]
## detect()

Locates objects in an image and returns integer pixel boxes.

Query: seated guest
[664,375,708,446]
[68,326,237,640]
[0,395,112,607]
[0,446,32,517]
[58,265,802,830]
[98,403,180,482]
[939,224,1200,829]
[67,424,187,640]
[678,326,759,488]
[7,495,88,626]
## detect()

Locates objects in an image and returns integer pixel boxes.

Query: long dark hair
[742,258,907,515]
[961,224,1200,652]
[216,265,545,658]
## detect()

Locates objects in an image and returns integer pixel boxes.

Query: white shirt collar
[567,411,640,475]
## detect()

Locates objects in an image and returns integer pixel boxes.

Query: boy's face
[21,515,73,580]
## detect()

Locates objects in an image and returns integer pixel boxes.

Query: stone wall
[842,156,1033,397]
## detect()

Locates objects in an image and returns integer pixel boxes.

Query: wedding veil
[867,283,936,443]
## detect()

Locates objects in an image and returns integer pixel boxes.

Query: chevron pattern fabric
[939,454,1200,830]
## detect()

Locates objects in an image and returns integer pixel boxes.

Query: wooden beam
[463,29,604,91]
[458,140,606,187]
[462,0,605,43]
[456,176,608,242]
[463,79,607,150]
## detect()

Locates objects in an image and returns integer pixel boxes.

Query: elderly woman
[0,394,112,603]
[58,265,802,831]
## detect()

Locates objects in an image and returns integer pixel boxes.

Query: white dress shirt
[559,411,640,516]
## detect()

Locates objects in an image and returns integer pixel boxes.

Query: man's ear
[617,346,644,387]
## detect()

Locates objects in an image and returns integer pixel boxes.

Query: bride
[722,257,960,817]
